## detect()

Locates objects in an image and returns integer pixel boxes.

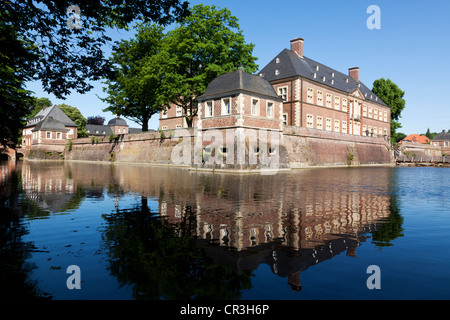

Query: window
[222,98,231,115]
[326,118,332,131]
[56,132,62,140]
[326,93,332,108]
[176,106,183,117]
[334,119,340,132]
[368,106,373,118]
[46,131,51,139]
[251,99,259,116]
[384,111,388,122]
[307,88,314,103]
[176,124,182,129]
[374,108,378,120]
[342,121,347,133]
[363,125,367,136]
[379,110,383,121]
[379,128,383,135]
[278,86,288,102]
[162,110,167,119]
[266,102,273,118]
[317,91,323,106]
[306,114,314,128]
[316,116,323,130]
[206,101,213,117]
[334,96,340,110]
[363,105,367,117]
[118,128,121,133]
[384,128,387,136]
[283,113,288,125]
[162,126,168,130]
[342,98,348,112]
[445,141,449,147]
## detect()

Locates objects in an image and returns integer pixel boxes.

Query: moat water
[1,160,450,300]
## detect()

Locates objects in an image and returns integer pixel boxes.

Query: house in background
[22,105,78,151]
[86,116,143,137]
[431,130,450,153]
[399,134,430,145]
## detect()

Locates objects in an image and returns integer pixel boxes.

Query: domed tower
[108,116,129,135]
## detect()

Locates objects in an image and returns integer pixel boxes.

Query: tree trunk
[142,116,149,131]
[185,116,193,128]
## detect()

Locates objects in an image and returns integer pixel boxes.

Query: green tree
[159,4,259,127]
[102,24,167,131]
[372,78,406,143]
[0,0,190,145]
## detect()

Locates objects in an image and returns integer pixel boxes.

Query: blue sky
[26,0,450,134]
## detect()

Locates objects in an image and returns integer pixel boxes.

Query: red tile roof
[399,134,430,144]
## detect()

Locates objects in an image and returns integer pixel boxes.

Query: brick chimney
[349,67,359,82]
[290,37,304,58]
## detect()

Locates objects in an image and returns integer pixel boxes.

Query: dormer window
[276,58,280,63]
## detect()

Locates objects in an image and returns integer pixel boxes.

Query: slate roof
[197,69,282,101]
[258,49,387,107]
[86,124,112,136]
[32,117,67,132]
[433,131,450,141]
[25,105,77,128]
[108,117,128,126]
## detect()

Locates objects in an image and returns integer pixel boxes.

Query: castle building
[21,105,78,150]
[196,68,283,131]
[259,38,390,138]
[159,37,391,140]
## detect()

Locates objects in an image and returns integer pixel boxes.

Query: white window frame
[326,93,332,108]
[317,90,323,106]
[46,131,51,139]
[334,119,340,132]
[176,106,183,117]
[307,88,314,103]
[326,118,332,131]
[316,116,323,130]
[342,98,348,112]
[56,132,62,140]
[306,114,314,128]
[334,96,340,110]
[342,120,347,133]
[278,86,288,102]
[206,101,213,118]
[266,102,274,118]
[222,97,231,115]
[283,113,288,125]
[251,99,260,116]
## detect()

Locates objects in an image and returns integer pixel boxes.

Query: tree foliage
[160,4,259,127]
[0,0,190,145]
[372,78,406,142]
[87,115,106,125]
[102,4,259,130]
[102,24,167,131]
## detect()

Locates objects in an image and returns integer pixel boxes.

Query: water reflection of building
[158,169,393,290]
[20,161,79,213]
